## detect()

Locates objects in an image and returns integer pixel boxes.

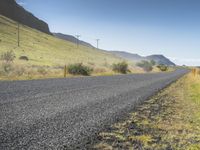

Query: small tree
[112,61,128,74]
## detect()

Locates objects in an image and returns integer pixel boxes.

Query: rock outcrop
[0,0,51,34]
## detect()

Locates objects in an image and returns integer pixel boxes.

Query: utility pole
[75,35,81,48]
[96,39,100,49]
[17,22,20,47]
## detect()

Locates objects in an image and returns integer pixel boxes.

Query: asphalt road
[0,69,188,150]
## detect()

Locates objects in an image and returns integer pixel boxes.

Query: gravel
[0,69,189,149]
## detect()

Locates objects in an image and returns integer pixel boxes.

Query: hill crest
[0,0,51,34]
[53,33,94,48]
[111,51,176,66]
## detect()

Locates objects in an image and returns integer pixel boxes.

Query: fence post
[192,68,198,77]
[64,65,67,78]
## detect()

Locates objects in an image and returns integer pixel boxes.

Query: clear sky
[17,0,200,66]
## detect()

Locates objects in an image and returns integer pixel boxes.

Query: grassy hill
[0,15,123,67]
[0,15,132,79]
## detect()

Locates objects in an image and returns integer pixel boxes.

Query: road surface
[0,69,188,149]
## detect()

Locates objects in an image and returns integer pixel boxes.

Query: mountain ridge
[111,51,176,66]
[0,0,51,34]
[53,33,94,48]
[52,33,176,66]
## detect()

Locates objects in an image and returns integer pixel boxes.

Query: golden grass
[94,71,200,150]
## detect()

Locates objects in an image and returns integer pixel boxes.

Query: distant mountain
[146,55,176,66]
[0,0,51,34]
[111,51,176,66]
[53,33,94,48]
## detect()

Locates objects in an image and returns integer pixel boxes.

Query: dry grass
[94,71,200,150]
[0,15,127,80]
[0,15,169,80]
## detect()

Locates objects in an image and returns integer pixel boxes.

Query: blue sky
[17,0,200,66]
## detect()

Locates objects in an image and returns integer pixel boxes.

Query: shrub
[1,51,15,63]
[112,61,128,74]
[136,60,153,72]
[157,64,168,71]
[19,56,29,61]
[67,63,93,76]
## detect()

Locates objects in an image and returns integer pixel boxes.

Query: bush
[112,61,128,74]
[1,51,15,63]
[19,56,29,61]
[136,60,153,72]
[157,64,168,71]
[67,63,93,76]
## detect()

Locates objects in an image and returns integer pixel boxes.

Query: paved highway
[0,69,188,149]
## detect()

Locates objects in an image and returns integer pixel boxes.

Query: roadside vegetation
[94,70,200,150]
[112,61,129,74]
[157,64,168,72]
[67,63,93,76]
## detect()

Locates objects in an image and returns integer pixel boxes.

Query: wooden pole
[192,68,197,77]
[17,22,20,47]
[64,65,67,78]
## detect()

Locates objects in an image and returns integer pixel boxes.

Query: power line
[75,35,81,48]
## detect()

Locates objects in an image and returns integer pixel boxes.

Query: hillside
[0,0,51,34]
[111,51,175,66]
[53,33,94,48]
[0,15,125,79]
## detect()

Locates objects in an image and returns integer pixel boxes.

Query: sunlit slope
[0,15,122,67]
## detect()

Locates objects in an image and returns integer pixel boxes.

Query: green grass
[94,73,200,150]
[0,15,127,78]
